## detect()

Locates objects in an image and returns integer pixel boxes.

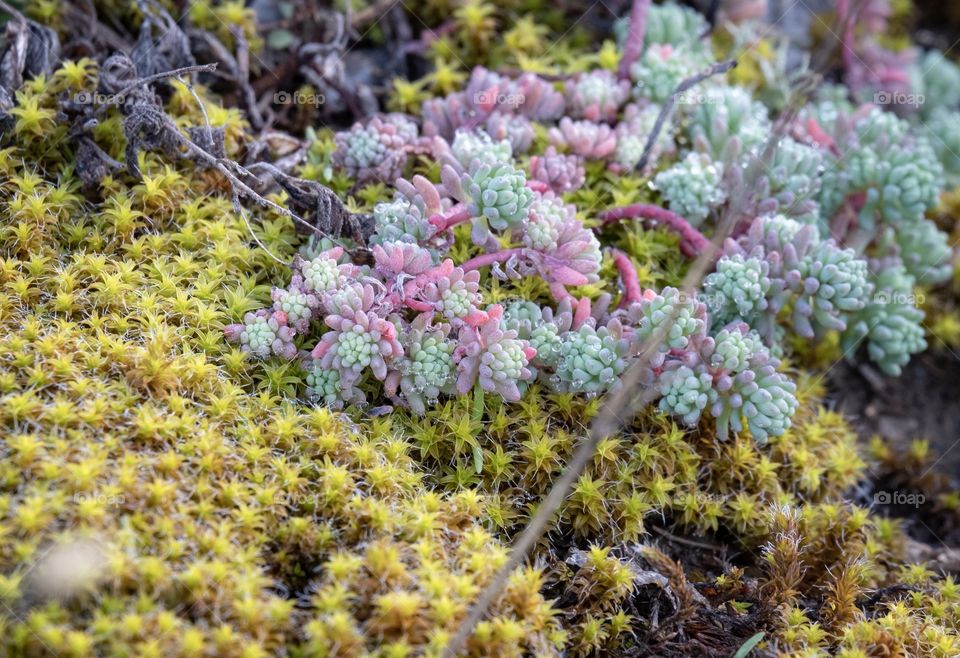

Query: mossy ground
[1,1,960,657]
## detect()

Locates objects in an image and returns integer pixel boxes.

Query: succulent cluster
[331,113,419,185]
[226,158,607,409]
[299,0,958,434]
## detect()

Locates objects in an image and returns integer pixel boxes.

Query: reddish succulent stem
[460,248,526,272]
[804,117,840,156]
[617,0,652,81]
[599,203,710,258]
[526,179,550,193]
[610,248,644,308]
[404,298,434,312]
[429,205,472,231]
[386,259,455,307]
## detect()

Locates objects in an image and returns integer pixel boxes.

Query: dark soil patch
[828,348,960,545]
[827,349,960,462]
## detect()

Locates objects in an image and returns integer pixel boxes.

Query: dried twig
[634,59,736,173]
[111,63,218,104]
[175,71,285,265]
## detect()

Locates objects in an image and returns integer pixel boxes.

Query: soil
[827,348,960,546]
[827,349,960,465]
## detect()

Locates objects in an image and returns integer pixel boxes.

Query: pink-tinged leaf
[371,357,387,381]
[463,309,489,327]
[413,174,442,213]
[549,281,572,301]
[440,165,464,199]
[526,179,550,193]
[550,265,589,286]
[456,370,475,395]
[310,340,330,360]
[476,84,500,112]
[500,382,522,402]
[523,346,537,361]
[405,298,434,312]
[573,297,592,328]
[223,324,244,342]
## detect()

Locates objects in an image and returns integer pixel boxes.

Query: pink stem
[405,298,434,312]
[610,248,643,307]
[386,259,454,307]
[804,118,840,156]
[429,205,472,232]
[617,0,652,81]
[460,248,526,272]
[599,203,710,258]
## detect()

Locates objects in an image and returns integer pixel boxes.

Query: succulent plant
[653,151,726,225]
[449,160,536,244]
[722,215,873,342]
[548,118,618,160]
[450,128,513,168]
[751,136,824,221]
[520,192,575,251]
[310,283,404,385]
[614,1,709,52]
[483,111,536,153]
[820,107,943,232]
[685,85,771,160]
[304,358,363,408]
[389,316,457,414]
[271,284,320,334]
[633,286,708,351]
[630,44,708,103]
[455,305,536,401]
[295,247,357,296]
[888,218,954,284]
[922,108,960,188]
[915,49,960,117]
[702,254,771,325]
[566,70,630,122]
[332,113,419,184]
[528,146,586,194]
[721,350,798,444]
[377,174,453,257]
[421,265,484,322]
[611,103,674,171]
[225,309,298,359]
[368,198,437,254]
[526,217,603,298]
[842,265,927,376]
[501,301,564,368]
[658,364,716,425]
[554,322,632,394]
